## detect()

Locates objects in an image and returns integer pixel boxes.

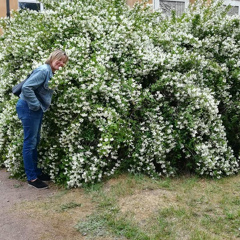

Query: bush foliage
[0,0,240,187]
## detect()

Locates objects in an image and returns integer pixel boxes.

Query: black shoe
[28,179,49,189]
[37,173,51,181]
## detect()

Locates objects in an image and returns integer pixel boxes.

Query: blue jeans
[16,99,43,181]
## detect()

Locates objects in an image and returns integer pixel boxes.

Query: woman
[16,49,68,189]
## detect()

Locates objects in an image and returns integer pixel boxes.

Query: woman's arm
[21,69,47,111]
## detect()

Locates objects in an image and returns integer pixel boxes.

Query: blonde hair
[45,49,68,65]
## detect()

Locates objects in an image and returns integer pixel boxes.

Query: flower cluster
[0,0,239,187]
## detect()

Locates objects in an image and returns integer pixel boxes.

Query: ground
[2,168,240,240]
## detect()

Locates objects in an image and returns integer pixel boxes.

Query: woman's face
[51,57,67,72]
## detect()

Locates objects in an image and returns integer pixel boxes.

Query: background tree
[0,0,239,187]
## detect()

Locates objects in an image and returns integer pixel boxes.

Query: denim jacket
[20,64,54,112]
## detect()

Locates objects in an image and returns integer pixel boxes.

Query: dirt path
[0,168,95,240]
[0,168,58,240]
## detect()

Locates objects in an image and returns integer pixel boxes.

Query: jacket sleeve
[21,69,47,111]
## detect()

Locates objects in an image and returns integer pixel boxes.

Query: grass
[58,201,82,212]
[76,173,240,240]
[12,173,240,240]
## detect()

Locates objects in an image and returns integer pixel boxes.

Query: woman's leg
[16,99,43,181]
[33,115,43,177]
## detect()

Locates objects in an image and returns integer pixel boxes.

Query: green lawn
[76,173,240,240]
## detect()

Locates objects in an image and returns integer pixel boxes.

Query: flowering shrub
[0,0,239,187]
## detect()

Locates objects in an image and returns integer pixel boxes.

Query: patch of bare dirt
[118,189,177,223]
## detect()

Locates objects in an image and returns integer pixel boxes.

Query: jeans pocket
[16,99,28,120]
[16,99,43,120]
[29,108,43,119]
